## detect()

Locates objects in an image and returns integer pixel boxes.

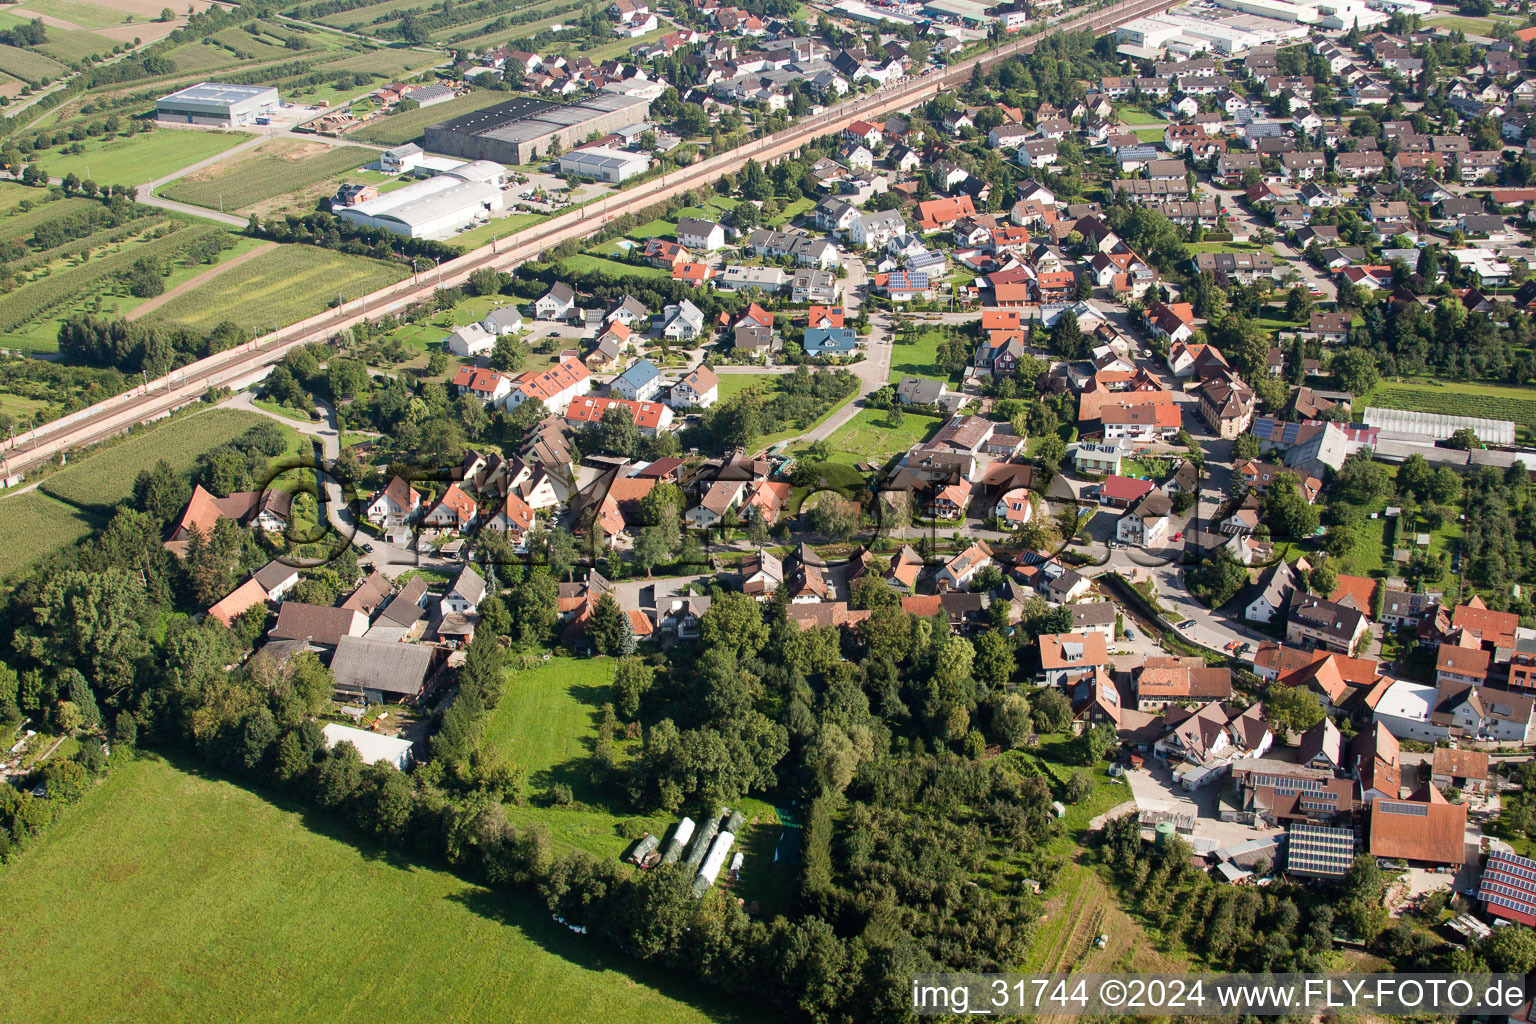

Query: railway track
[0,0,1175,481]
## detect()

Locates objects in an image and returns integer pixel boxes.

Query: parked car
[1178,620,1195,630]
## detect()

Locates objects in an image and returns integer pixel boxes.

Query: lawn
[350,90,513,147]
[1113,103,1167,126]
[32,129,252,189]
[887,329,953,384]
[159,140,374,213]
[813,406,942,467]
[0,755,747,1024]
[38,408,299,513]
[767,196,813,227]
[1362,378,1536,441]
[140,245,408,335]
[0,491,100,581]
[716,373,783,400]
[1424,13,1520,34]
[453,211,546,250]
[1133,127,1167,143]
[560,253,670,280]
[754,390,859,453]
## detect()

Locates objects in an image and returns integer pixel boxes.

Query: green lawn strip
[33,129,252,189]
[813,406,942,467]
[0,491,101,581]
[0,755,743,1024]
[559,253,670,279]
[139,245,407,335]
[38,407,300,512]
[887,329,954,384]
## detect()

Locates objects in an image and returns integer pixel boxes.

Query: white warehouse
[156,82,279,127]
[558,146,650,183]
[336,160,505,238]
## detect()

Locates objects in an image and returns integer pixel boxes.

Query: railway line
[0,0,1176,482]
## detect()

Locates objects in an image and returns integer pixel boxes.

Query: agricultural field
[140,245,408,335]
[0,43,67,84]
[5,233,269,353]
[0,491,100,581]
[1363,379,1536,441]
[348,90,512,147]
[0,755,748,1024]
[0,221,233,337]
[159,139,374,214]
[0,10,110,64]
[315,0,433,29]
[38,407,298,512]
[29,128,251,189]
[812,406,942,467]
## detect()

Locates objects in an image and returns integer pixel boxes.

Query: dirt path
[126,242,277,321]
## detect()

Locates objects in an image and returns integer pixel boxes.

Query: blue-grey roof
[804,327,857,353]
[615,358,662,388]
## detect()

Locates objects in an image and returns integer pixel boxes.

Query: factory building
[335,160,505,238]
[1210,0,1318,21]
[424,94,653,165]
[156,82,279,127]
[558,146,651,183]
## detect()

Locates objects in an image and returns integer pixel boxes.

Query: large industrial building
[156,82,279,127]
[335,160,505,238]
[424,94,652,165]
[558,146,651,183]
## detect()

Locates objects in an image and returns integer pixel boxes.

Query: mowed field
[0,756,747,1024]
[159,139,374,214]
[0,491,100,581]
[349,90,513,146]
[140,245,408,335]
[38,407,297,512]
[887,330,953,384]
[1364,379,1536,440]
[33,128,251,189]
[815,406,942,467]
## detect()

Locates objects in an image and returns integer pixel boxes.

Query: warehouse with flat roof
[424,93,652,165]
[336,160,506,238]
[156,82,279,127]
[558,146,651,183]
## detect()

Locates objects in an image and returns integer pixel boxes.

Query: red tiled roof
[565,395,671,430]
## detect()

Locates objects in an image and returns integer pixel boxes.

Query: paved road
[783,256,896,447]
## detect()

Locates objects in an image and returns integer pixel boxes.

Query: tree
[1263,682,1324,736]
[698,592,768,658]
[1188,549,1249,608]
[1330,348,1378,396]
[489,334,527,373]
[326,358,367,401]
[584,594,626,655]
[160,6,175,20]
[1285,285,1314,323]
[1077,721,1117,764]
[507,568,558,645]
[806,492,856,542]
[989,692,1032,748]
[1031,687,1072,734]
[972,630,1015,691]
[1261,472,1320,538]
[1231,433,1260,463]
[613,657,654,720]
[1309,562,1338,599]
[1337,853,1388,940]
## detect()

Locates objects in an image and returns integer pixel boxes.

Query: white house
[686,480,745,527]
[444,321,495,357]
[936,542,992,591]
[671,363,719,408]
[378,143,423,174]
[443,565,487,614]
[660,299,705,340]
[1116,492,1171,547]
[534,282,576,320]
[1372,679,1446,743]
[322,723,414,770]
[365,476,420,526]
[481,305,524,335]
[677,217,726,252]
[611,358,664,402]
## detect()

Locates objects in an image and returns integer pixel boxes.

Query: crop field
[4,233,268,353]
[349,90,512,146]
[1365,380,1536,439]
[34,129,252,189]
[141,245,408,335]
[315,0,433,28]
[38,408,293,512]
[0,492,100,581]
[0,43,67,83]
[0,222,231,334]
[814,406,942,467]
[0,756,747,1024]
[160,140,373,213]
[0,12,105,63]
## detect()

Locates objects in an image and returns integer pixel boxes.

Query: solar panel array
[1287,824,1355,878]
